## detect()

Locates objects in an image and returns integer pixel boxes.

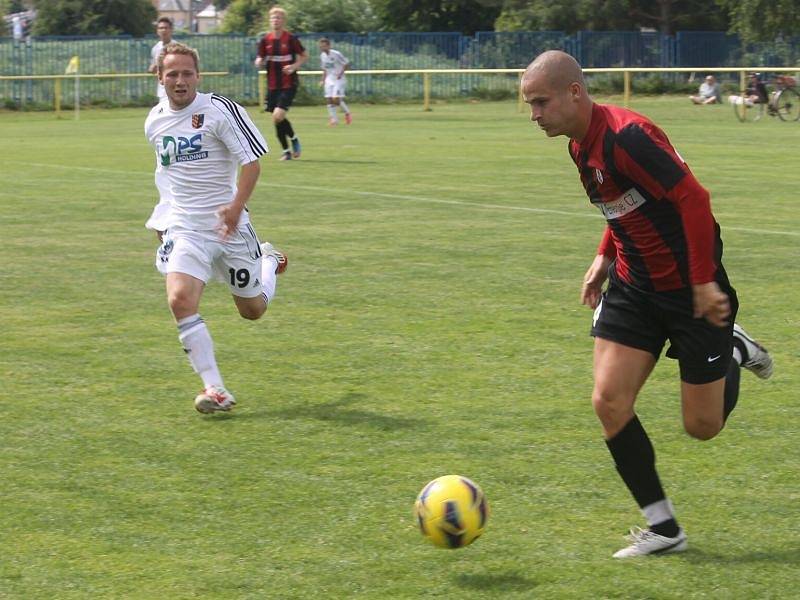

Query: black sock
[275,122,288,150]
[282,118,295,139]
[606,415,678,536]
[650,518,680,538]
[723,358,741,422]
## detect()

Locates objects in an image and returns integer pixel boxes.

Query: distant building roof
[197,4,220,18]
[156,0,188,11]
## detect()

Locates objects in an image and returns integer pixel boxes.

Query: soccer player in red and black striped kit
[522,51,773,558]
[254,6,308,161]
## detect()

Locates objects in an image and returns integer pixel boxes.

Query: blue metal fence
[1,31,797,106]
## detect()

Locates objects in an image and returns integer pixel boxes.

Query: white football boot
[260,242,288,275]
[612,527,688,558]
[194,385,236,414]
[733,324,773,379]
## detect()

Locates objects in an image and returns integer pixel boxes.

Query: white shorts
[324,79,346,98]
[155,224,264,298]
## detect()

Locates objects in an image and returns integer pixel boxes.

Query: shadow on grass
[683,547,800,565]
[267,392,424,431]
[454,572,538,592]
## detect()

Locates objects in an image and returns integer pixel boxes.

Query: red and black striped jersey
[256,31,305,90]
[569,103,720,293]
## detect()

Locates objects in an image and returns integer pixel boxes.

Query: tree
[2,0,27,14]
[284,0,380,33]
[221,0,379,34]
[32,0,155,36]
[495,0,728,34]
[717,0,800,43]
[218,0,266,35]
[373,0,503,35]
[627,0,729,34]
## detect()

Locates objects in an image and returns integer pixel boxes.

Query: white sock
[733,346,742,365]
[339,100,350,114]
[261,256,278,303]
[177,314,223,389]
[327,104,338,120]
[642,499,675,528]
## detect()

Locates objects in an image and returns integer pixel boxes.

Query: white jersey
[144,92,269,231]
[320,49,348,83]
[150,41,167,99]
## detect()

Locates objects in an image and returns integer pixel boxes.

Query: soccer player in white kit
[318,38,352,125]
[148,17,173,101]
[145,42,287,414]
[146,18,175,239]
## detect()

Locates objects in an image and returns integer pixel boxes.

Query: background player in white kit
[318,38,352,126]
[145,42,287,414]
[148,17,173,101]
[145,17,175,240]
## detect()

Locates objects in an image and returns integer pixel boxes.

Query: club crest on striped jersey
[191,113,204,129]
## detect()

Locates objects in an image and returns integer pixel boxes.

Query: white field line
[3,160,799,238]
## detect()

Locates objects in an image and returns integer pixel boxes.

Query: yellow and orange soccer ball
[413,475,489,549]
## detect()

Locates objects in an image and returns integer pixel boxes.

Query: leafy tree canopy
[221,0,379,34]
[717,0,800,43]
[495,0,728,34]
[2,0,27,14]
[218,0,266,35]
[283,0,380,33]
[32,0,155,36]
[373,0,503,35]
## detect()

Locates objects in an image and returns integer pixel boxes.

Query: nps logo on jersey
[159,134,208,166]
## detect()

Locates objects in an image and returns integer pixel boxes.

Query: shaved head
[520,50,593,140]
[523,50,585,91]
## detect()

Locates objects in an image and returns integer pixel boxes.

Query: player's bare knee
[236,302,266,321]
[592,390,635,432]
[684,416,723,440]
[168,291,196,317]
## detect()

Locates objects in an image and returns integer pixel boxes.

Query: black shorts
[591,275,739,384]
[265,88,297,112]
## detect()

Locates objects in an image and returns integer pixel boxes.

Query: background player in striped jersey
[521,50,773,558]
[146,42,288,414]
[318,38,352,126]
[254,6,308,161]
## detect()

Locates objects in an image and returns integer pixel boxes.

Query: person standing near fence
[318,38,352,126]
[254,6,308,161]
[521,50,773,558]
[148,17,174,101]
[145,41,288,413]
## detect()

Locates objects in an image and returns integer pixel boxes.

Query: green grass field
[1,97,798,599]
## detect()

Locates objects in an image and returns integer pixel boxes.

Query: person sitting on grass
[690,75,722,105]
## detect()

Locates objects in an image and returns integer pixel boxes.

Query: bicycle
[733,73,800,122]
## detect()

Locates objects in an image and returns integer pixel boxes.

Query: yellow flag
[65,55,79,74]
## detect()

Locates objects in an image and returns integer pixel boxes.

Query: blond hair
[269,6,287,18]
[157,41,200,73]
